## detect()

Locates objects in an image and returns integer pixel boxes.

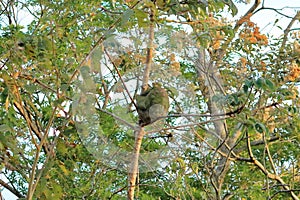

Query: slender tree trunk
[196,49,239,199]
[127,129,145,200]
[142,8,155,93]
[127,6,155,200]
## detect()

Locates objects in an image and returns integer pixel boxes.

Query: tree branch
[245,131,299,200]
[127,128,145,200]
[0,179,25,198]
[104,48,138,109]
[280,11,300,52]
[234,0,261,30]
[142,8,155,93]
[128,5,155,199]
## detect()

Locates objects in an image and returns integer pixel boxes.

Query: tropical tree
[0,0,299,199]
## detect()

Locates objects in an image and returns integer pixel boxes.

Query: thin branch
[141,8,155,93]
[263,135,277,175]
[0,179,25,198]
[215,0,260,57]
[99,5,123,15]
[245,131,299,200]
[104,48,138,109]
[147,116,232,134]
[280,11,300,52]
[98,56,111,109]
[0,155,29,181]
[108,186,127,200]
[96,107,137,130]
[270,189,300,200]
[234,0,261,30]
[192,128,236,161]
[0,59,9,70]
[67,1,141,88]
[235,135,280,154]
[27,104,58,200]
[13,100,50,154]
[254,7,293,18]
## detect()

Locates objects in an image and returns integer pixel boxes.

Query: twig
[280,11,300,52]
[245,131,299,200]
[234,0,261,30]
[108,186,127,200]
[263,135,277,175]
[104,48,138,109]
[67,1,141,91]
[254,7,293,18]
[147,116,232,134]
[27,105,58,200]
[96,107,137,130]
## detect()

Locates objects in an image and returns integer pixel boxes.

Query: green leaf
[166,86,179,98]
[60,83,69,92]
[288,106,297,114]
[0,124,10,132]
[59,163,70,176]
[0,142,4,151]
[243,79,254,93]
[121,9,134,26]
[135,9,148,27]
[223,26,234,37]
[255,78,265,89]
[265,79,275,91]
[243,84,249,94]
[223,0,238,16]
[227,93,241,106]
[254,123,266,133]
[24,84,38,93]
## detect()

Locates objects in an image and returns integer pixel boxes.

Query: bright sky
[237,0,300,36]
[1,1,300,200]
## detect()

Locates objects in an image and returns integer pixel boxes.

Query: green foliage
[0,0,300,200]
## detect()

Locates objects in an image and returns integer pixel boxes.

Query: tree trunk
[196,49,241,199]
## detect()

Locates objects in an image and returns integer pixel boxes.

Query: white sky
[237,0,300,36]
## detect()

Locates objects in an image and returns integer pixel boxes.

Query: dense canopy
[0,0,300,199]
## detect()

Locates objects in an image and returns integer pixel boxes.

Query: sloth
[136,83,169,126]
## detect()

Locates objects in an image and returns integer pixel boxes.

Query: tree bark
[127,6,155,200]
[127,128,145,200]
[196,49,236,199]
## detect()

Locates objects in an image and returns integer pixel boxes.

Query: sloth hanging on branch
[136,83,169,126]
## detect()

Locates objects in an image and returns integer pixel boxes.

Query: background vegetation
[0,0,300,199]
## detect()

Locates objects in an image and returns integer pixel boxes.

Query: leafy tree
[0,0,300,200]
